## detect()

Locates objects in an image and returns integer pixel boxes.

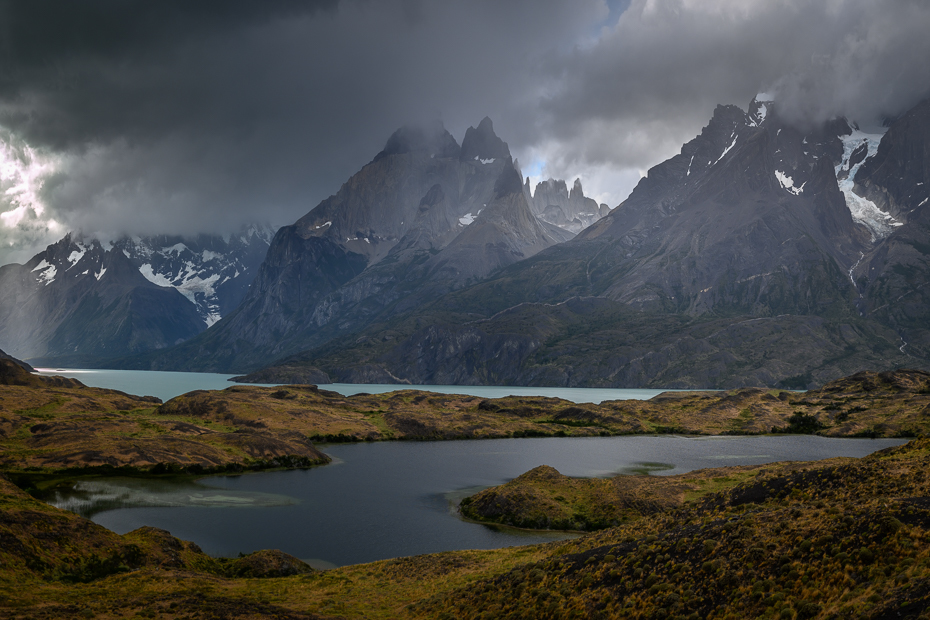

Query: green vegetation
[3,361,930,617]
[432,441,930,619]
[3,435,930,618]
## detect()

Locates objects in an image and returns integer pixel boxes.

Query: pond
[44,435,904,568]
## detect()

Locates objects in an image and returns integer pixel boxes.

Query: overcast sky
[1,0,929,263]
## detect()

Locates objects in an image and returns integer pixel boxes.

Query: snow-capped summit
[112,225,276,326]
[0,225,275,365]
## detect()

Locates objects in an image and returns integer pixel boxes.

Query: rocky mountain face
[526,177,610,234]
[849,99,930,358]
[243,96,930,388]
[0,228,273,366]
[138,118,571,372]
[110,226,275,327]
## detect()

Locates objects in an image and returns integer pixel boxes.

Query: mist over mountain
[231,95,930,388]
[0,227,273,366]
[128,118,598,374]
[2,1,930,267]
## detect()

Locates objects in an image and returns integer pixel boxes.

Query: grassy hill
[2,364,930,618]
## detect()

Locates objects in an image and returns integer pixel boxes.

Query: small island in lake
[1,361,930,617]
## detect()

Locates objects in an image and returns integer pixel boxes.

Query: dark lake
[45,435,905,568]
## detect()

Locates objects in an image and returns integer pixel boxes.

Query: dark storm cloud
[533,0,930,180]
[0,0,335,73]
[0,0,929,263]
[0,0,605,251]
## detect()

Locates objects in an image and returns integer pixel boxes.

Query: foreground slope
[2,413,930,618]
[424,439,930,619]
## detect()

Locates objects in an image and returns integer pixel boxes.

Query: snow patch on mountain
[38,266,56,285]
[115,225,275,327]
[835,128,900,240]
[137,260,224,325]
[138,264,173,288]
[163,243,189,255]
[66,247,86,268]
[775,170,805,195]
[31,259,56,285]
[715,132,738,164]
[756,103,768,123]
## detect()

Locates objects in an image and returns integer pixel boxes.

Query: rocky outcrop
[528,177,610,234]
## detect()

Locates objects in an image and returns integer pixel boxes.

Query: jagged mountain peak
[206,97,930,388]
[135,117,575,372]
[527,176,609,235]
[296,117,513,264]
[570,178,584,198]
[373,120,460,162]
[460,116,510,163]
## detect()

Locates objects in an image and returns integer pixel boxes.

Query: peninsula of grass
[460,464,767,532]
[4,360,930,617]
[2,434,930,617]
[3,357,930,485]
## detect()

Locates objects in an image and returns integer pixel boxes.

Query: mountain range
[2,97,928,389]
[230,97,930,388]
[125,117,604,374]
[0,227,273,366]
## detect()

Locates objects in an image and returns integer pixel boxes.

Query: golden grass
[2,365,930,617]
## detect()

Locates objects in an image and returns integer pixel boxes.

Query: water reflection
[46,435,906,567]
[44,477,297,518]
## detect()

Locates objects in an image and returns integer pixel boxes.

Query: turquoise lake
[33,367,680,403]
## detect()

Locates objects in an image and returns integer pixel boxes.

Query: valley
[2,4,929,618]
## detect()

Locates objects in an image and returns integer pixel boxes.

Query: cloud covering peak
[0,0,927,263]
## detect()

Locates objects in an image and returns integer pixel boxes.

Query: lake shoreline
[0,358,930,619]
[1,437,927,619]
[4,362,929,479]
